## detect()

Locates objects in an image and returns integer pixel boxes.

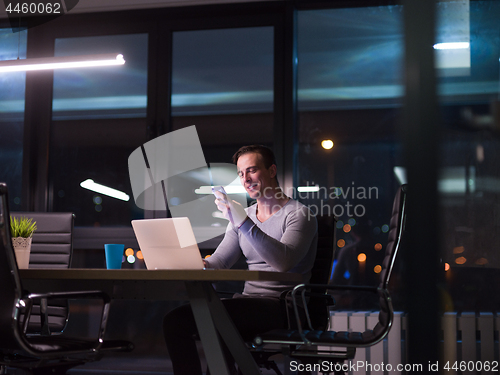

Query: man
[163,145,317,375]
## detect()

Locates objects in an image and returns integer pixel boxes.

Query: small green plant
[10,216,37,238]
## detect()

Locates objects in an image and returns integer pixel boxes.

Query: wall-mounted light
[80,179,130,201]
[0,53,125,73]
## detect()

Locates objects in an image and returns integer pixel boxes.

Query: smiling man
[163,145,318,375]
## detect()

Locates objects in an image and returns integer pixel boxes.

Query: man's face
[236,152,276,199]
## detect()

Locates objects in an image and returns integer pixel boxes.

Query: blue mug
[104,244,124,269]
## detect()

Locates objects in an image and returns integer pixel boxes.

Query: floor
[65,354,288,375]
[67,353,289,375]
[4,355,288,375]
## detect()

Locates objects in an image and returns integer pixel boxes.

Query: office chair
[11,211,75,335]
[252,184,407,375]
[0,183,133,375]
[234,215,337,375]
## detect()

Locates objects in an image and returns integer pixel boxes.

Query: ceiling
[0,0,276,19]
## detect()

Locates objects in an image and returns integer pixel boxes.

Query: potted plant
[10,216,37,269]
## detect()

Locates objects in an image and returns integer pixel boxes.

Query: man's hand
[214,191,248,228]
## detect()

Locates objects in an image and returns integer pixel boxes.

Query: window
[171,26,274,163]
[49,33,148,226]
[0,28,27,209]
[52,34,148,120]
[437,0,500,311]
[170,26,274,245]
[296,6,404,305]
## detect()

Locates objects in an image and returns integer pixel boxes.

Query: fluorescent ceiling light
[297,186,320,193]
[0,53,125,72]
[433,42,470,50]
[80,179,130,201]
[195,185,247,194]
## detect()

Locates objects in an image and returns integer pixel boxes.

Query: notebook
[131,217,205,270]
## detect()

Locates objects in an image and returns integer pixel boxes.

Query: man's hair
[232,145,277,168]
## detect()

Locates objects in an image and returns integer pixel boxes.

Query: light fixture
[433,42,470,50]
[195,185,246,195]
[80,179,130,201]
[0,53,125,73]
[297,186,320,193]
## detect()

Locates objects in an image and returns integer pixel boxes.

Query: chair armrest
[26,290,111,303]
[279,287,335,330]
[290,283,383,339]
[21,290,111,344]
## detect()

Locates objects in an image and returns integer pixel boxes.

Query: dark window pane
[49,118,147,227]
[0,28,27,209]
[297,6,404,111]
[171,27,274,163]
[171,27,274,245]
[49,34,148,227]
[52,34,148,120]
[296,7,404,308]
[437,1,500,311]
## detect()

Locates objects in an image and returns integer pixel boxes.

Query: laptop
[131,217,205,270]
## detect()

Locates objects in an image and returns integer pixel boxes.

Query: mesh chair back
[369,184,407,340]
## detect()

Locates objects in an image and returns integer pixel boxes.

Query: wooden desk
[20,269,302,375]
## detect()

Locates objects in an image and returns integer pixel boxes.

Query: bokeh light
[127,255,136,263]
[321,139,334,150]
[337,239,346,248]
[374,243,383,251]
[125,248,134,257]
[357,253,366,262]
[343,224,351,233]
[455,256,466,265]
[444,263,450,271]
[374,265,382,274]
[475,257,488,265]
[453,246,465,254]
[136,250,144,260]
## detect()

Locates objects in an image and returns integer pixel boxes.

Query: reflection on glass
[172,27,274,116]
[297,6,404,306]
[437,0,500,311]
[53,34,148,120]
[50,34,149,226]
[171,26,274,245]
[297,6,404,110]
[171,27,274,154]
[0,28,27,209]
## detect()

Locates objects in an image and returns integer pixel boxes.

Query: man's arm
[204,224,243,269]
[239,205,317,272]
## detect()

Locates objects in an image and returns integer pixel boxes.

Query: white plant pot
[12,237,32,269]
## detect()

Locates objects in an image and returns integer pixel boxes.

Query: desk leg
[186,281,231,375]
[186,282,260,375]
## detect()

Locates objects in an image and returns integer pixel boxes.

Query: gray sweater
[205,199,318,298]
